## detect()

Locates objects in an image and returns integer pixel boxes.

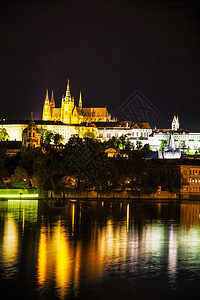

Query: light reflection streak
[127,203,129,232]
[22,207,25,235]
[54,220,71,300]
[168,225,177,285]
[2,216,18,279]
[37,227,47,285]
[72,204,75,234]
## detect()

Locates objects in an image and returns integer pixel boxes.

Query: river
[0,199,200,299]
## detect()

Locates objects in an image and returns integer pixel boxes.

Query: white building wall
[1,123,78,144]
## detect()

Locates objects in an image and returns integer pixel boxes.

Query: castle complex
[42,80,114,124]
[1,79,200,156]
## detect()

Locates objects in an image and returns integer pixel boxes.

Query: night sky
[0,0,200,129]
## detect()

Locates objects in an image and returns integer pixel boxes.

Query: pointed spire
[66,79,71,98]
[50,90,55,108]
[45,89,49,103]
[29,112,35,126]
[176,115,180,130]
[79,91,82,109]
[31,111,34,121]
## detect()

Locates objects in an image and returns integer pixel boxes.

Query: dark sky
[0,0,200,129]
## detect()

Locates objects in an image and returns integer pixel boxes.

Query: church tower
[61,79,75,124]
[171,115,180,131]
[22,112,41,148]
[42,90,51,121]
[79,91,82,109]
[50,90,55,115]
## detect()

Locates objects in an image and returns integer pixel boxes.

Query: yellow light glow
[2,216,18,279]
[54,221,71,299]
[37,227,47,286]
[72,204,75,234]
[1,194,38,198]
[127,203,129,232]
[22,207,25,234]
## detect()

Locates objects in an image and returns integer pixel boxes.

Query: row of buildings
[1,80,200,153]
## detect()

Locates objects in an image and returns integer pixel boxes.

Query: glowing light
[2,216,18,279]
[37,227,47,286]
[127,203,129,232]
[72,204,75,233]
[22,207,25,234]
[168,225,177,286]
[54,221,71,299]
[0,194,38,198]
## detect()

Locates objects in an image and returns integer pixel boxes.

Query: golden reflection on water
[2,216,18,278]
[72,204,75,234]
[22,207,25,235]
[55,220,72,299]
[2,201,200,298]
[180,204,200,227]
[127,203,129,232]
[37,220,73,299]
[38,227,48,285]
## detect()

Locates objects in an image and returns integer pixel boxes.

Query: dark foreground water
[1,199,200,299]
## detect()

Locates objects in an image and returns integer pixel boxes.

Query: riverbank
[0,189,199,200]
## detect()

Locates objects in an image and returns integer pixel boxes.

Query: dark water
[1,199,200,299]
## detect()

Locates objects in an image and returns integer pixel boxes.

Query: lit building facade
[22,113,41,148]
[95,121,152,148]
[42,80,115,124]
[180,165,200,196]
[148,116,200,153]
[0,121,98,144]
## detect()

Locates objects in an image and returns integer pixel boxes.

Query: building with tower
[171,115,180,130]
[42,80,115,124]
[22,113,41,148]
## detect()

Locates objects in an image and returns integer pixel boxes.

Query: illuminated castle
[42,79,115,124]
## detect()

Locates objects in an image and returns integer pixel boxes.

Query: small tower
[79,91,82,109]
[171,115,180,131]
[65,79,71,101]
[61,79,75,123]
[50,90,55,109]
[42,89,51,121]
[22,112,41,148]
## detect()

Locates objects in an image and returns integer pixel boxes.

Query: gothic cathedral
[42,80,115,124]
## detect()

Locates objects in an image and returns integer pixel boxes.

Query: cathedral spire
[79,91,82,109]
[45,89,49,103]
[50,90,55,108]
[66,79,71,98]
